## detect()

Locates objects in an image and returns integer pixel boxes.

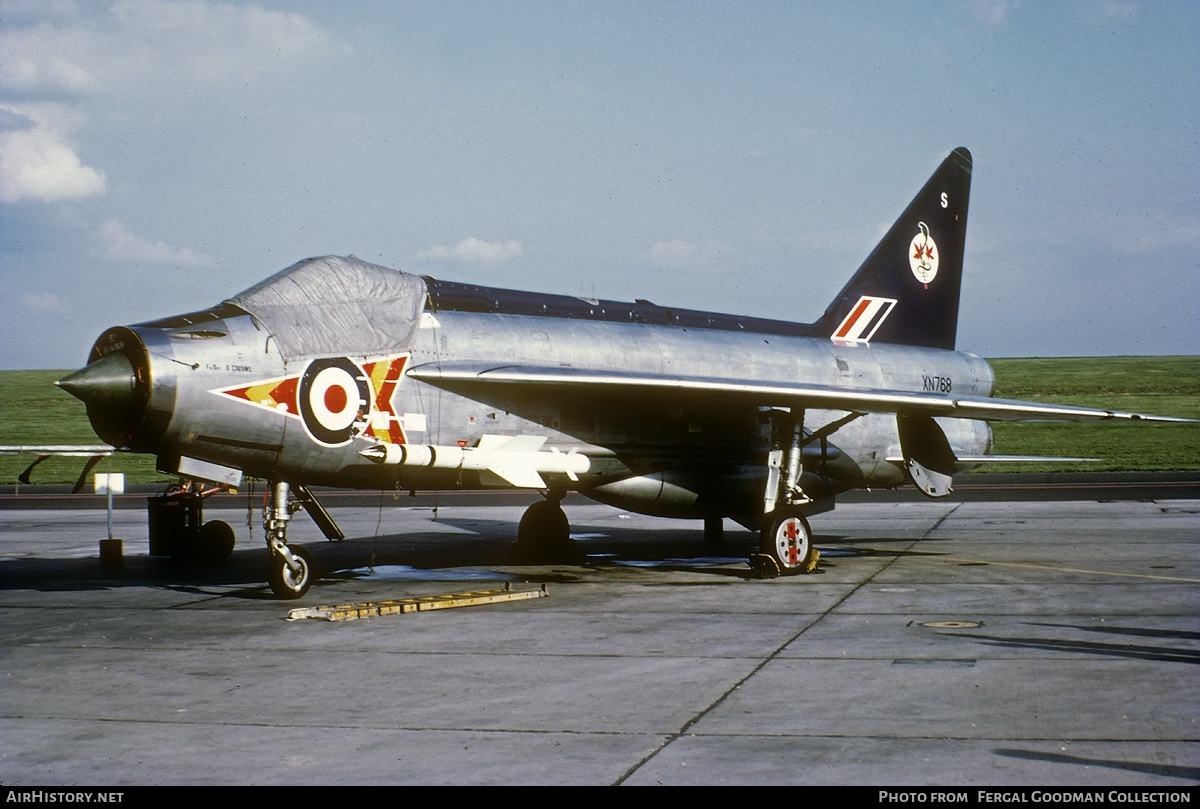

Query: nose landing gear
[264,481,314,599]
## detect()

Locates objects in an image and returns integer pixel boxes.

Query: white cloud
[0,0,344,99]
[19,292,71,316]
[0,2,341,205]
[1,52,96,98]
[0,104,105,203]
[97,219,212,266]
[648,239,730,268]
[415,238,524,264]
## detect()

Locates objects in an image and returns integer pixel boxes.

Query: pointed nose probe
[56,352,138,410]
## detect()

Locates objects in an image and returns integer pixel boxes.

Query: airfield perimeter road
[0,474,1196,787]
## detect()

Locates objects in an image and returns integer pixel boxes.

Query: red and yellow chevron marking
[220,376,299,414]
[211,354,410,445]
[362,355,409,445]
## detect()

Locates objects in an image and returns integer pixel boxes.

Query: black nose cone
[57,353,137,410]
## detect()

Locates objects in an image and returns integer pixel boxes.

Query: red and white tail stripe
[831,295,897,344]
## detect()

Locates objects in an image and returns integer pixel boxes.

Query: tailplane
[815,147,972,350]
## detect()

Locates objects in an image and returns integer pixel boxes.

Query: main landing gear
[514,491,580,564]
[750,409,821,578]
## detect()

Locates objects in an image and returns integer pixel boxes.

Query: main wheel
[759,508,818,575]
[518,500,569,545]
[198,520,235,563]
[515,500,575,562]
[268,545,314,599]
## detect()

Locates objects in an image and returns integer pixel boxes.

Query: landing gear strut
[752,409,820,577]
[264,481,314,598]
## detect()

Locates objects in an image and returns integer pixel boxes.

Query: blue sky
[1,0,1197,369]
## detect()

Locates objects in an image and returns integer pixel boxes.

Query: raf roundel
[298,357,372,446]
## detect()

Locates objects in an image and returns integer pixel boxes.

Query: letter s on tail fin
[816,147,972,350]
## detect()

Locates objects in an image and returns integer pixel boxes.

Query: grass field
[985,356,1200,472]
[1,357,1197,485]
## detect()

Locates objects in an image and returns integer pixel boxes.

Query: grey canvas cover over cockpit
[226,256,427,361]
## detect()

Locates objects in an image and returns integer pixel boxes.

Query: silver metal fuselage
[104,294,994,529]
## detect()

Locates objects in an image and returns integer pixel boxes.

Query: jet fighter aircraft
[57,148,1192,597]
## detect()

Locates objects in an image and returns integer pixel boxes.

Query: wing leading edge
[408,362,1195,424]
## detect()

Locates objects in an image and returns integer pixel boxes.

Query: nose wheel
[268,544,314,599]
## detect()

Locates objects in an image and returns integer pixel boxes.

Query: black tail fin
[815,147,972,350]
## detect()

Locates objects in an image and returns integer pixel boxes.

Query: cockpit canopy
[227,255,427,361]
